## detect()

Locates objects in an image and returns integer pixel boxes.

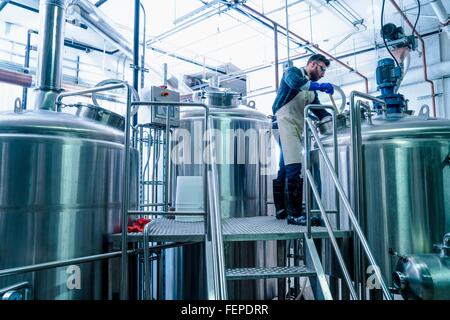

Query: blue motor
[374,57,407,114]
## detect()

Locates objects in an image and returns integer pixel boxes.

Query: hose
[331,84,347,113]
[91,78,140,109]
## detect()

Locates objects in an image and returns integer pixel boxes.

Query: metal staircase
[116,91,393,301]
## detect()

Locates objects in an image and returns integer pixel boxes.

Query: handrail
[136,101,209,300]
[304,115,392,300]
[305,169,358,300]
[207,116,227,300]
[304,105,340,237]
[349,91,383,297]
[57,80,134,300]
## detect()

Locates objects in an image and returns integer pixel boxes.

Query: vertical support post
[350,97,363,300]
[284,0,290,64]
[139,2,146,89]
[133,0,140,126]
[75,56,80,84]
[304,121,312,239]
[22,29,37,110]
[273,24,279,91]
[120,86,133,300]
[163,63,168,87]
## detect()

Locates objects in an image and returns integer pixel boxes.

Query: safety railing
[57,81,135,300]
[303,98,392,300]
[130,101,226,300]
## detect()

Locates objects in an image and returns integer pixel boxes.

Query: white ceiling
[0,0,448,75]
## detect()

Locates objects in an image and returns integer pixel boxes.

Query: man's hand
[309,82,334,95]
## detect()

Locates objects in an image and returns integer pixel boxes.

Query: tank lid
[0,110,124,144]
[73,103,125,132]
[203,87,241,108]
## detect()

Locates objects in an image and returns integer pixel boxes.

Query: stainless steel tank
[393,233,450,300]
[0,108,136,299]
[165,88,276,299]
[314,113,450,289]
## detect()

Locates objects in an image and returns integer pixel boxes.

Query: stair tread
[225,265,316,280]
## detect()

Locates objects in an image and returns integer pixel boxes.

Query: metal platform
[111,216,351,243]
[225,265,315,280]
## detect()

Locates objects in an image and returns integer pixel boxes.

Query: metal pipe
[0,251,125,278]
[132,0,140,127]
[164,105,170,214]
[21,29,38,109]
[241,4,369,93]
[120,86,132,300]
[0,68,32,87]
[389,0,436,117]
[34,0,69,110]
[305,169,358,300]
[430,0,449,25]
[71,0,133,59]
[94,0,108,7]
[143,218,152,300]
[285,0,290,64]
[274,24,279,91]
[0,240,186,279]
[0,281,31,300]
[139,1,146,89]
[0,0,10,11]
[133,0,140,96]
[304,104,340,238]
[350,98,364,299]
[129,210,205,216]
[304,116,392,300]
[208,116,227,299]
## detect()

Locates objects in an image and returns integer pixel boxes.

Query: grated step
[226,266,316,281]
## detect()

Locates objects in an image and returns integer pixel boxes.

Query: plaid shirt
[272,66,330,128]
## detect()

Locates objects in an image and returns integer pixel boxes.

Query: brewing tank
[314,114,450,287]
[0,108,136,299]
[164,88,277,299]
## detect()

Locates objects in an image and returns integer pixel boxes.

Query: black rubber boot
[286,178,306,226]
[272,179,286,219]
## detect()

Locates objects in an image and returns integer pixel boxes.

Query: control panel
[139,86,180,127]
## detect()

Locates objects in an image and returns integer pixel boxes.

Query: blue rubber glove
[309,82,334,95]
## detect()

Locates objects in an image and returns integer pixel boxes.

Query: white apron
[275,90,315,165]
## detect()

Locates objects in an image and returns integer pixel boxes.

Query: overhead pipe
[389,0,437,117]
[0,68,33,87]
[0,0,11,11]
[240,4,369,93]
[429,0,449,25]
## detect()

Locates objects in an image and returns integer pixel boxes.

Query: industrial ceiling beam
[94,0,108,7]
[0,0,11,12]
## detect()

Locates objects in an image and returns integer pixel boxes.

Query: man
[272,54,333,225]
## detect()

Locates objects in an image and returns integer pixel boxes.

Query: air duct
[33,0,191,111]
[70,0,193,94]
[430,0,450,39]
[430,0,449,25]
